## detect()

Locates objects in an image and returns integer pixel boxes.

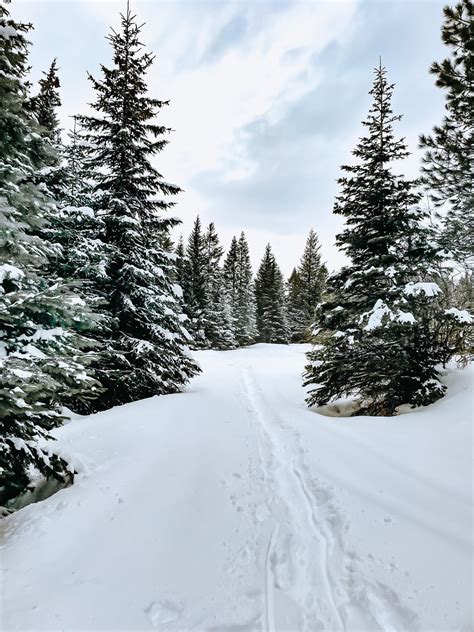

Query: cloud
[15,0,446,276]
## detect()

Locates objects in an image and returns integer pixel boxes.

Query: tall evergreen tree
[30,58,61,145]
[29,58,67,201]
[174,234,186,291]
[304,63,456,415]
[0,1,99,504]
[420,0,473,265]
[223,235,239,311]
[235,232,257,345]
[78,6,199,407]
[30,70,108,411]
[223,232,257,346]
[287,229,327,342]
[202,223,235,349]
[181,216,208,348]
[255,244,289,344]
[286,268,305,342]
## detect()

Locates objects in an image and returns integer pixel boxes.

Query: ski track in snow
[239,364,417,632]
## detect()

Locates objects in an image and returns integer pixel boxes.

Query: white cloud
[15,0,445,276]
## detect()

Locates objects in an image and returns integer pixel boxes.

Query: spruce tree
[304,63,454,415]
[287,229,327,342]
[286,268,306,342]
[30,71,108,411]
[235,232,257,345]
[255,244,289,344]
[420,0,473,265]
[181,216,208,348]
[0,1,99,504]
[174,234,186,291]
[223,235,239,311]
[223,232,257,346]
[78,6,199,407]
[201,223,235,349]
[30,58,61,145]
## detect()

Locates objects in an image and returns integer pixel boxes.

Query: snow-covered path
[2,345,472,631]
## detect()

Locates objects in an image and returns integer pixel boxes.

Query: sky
[14,0,447,275]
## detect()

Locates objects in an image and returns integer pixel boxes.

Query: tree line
[175,217,327,349]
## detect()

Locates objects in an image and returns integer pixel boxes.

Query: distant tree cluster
[175,218,328,349]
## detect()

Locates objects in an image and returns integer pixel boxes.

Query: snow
[3,345,472,631]
[61,205,95,218]
[404,282,441,297]
[363,300,417,330]
[0,263,24,283]
[0,25,18,39]
[444,307,473,324]
[363,299,392,330]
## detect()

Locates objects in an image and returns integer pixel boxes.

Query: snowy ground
[2,345,472,631]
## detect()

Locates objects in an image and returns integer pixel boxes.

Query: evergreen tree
[304,63,458,416]
[0,1,99,504]
[223,235,239,311]
[255,244,289,344]
[202,223,235,349]
[223,232,257,346]
[29,58,68,201]
[174,234,186,291]
[420,0,473,265]
[78,6,199,408]
[286,268,306,342]
[235,232,257,345]
[30,58,61,145]
[181,216,208,348]
[287,230,327,342]
[30,73,109,411]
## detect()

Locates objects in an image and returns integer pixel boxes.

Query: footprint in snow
[145,600,183,627]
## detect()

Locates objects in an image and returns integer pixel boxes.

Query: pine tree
[420,0,473,265]
[77,6,199,408]
[223,235,239,311]
[30,58,61,145]
[287,230,327,342]
[174,234,186,290]
[181,216,208,348]
[223,232,257,346]
[235,232,257,345]
[286,268,306,342]
[255,244,289,344]
[304,63,456,416]
[0,1,99,504]
[30,71,109,412]
[28,58,68,201]
[202,223,235,349]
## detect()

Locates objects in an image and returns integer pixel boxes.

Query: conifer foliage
[181,216,208,347]
[255,244,289,344]
[223,232,257,345]
[0,1,98,504]
[78,6,199,408]
[420,0,473,265]
[304,63,451,415]
[287,229,327,342]
[202,223,236,349]
[30,58,61,144]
